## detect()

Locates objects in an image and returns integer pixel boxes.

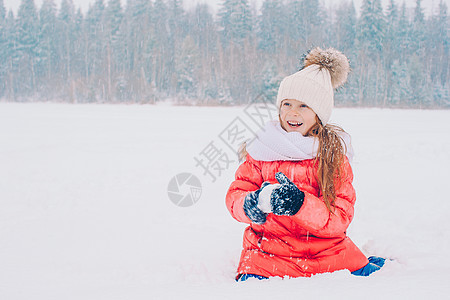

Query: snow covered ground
[1,103,449,299]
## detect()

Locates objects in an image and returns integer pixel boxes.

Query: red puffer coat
[226,154,368,278]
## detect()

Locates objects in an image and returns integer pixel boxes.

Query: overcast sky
[3,0,448,16]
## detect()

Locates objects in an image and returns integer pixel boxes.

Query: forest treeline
[0,0,448,107]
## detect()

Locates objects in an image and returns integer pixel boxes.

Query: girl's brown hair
[307,116,346,212]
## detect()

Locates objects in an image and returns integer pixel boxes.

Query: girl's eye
[283,102,291,106]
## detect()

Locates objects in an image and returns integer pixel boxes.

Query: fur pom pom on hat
[276,47,350,125]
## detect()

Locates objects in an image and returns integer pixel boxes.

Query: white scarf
[246,121,354,162]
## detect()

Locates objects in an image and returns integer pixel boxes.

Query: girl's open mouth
[287,121,303,127]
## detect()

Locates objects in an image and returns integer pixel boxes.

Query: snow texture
[1,103,450,299]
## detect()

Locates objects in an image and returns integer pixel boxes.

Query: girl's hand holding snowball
[244,172,305,225]
[257,172,305,216]
[243,182,271,224]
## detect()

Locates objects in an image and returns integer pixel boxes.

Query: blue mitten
[351,256,386,276]
[243,182,271,224]
[270,172,304,216]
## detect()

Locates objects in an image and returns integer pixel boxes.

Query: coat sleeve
[291,157,356,238]
[226,155,264,224]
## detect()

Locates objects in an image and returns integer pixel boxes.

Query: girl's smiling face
[279,99,318,135]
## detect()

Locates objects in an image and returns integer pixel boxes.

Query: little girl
[226,47,384,281]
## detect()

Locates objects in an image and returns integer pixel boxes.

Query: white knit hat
[276,47,350,125]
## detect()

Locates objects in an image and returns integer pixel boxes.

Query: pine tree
[256,0,286,102]
[190,4,216,55]
[390,59,409,106]
[258,63,282,103]
[58,0,75,80]
[37,0,57,88]
[427,0,448,106]
[0,0,4,27]
[106,0,122,39]
[218,0,252,46]
[383,0,399,105]
[83,0,107,102]
[408,53,427,107]
[258,0,285,54]
[437,1,449,89]
[3,10,17,99]
[397,3,411,58]
[72,8,84,79]
[391,2,411,107]
[432,1,448,87]
[285,0,304,57]
[385,0,399,60]
[152,0,169,94]
[126,0,158,102]
[333,1,357,55]
[408,0,429,107]
[16,0,39,95]
[412,0,426,56]
[168,0,187,95]
[218,0,255,103]
[331,1,357,105]
[357,0,386,105]
[301,0,324,46]
[187,4,218,102]
[177,35,200,99]
[0,0,7,96]
[105,0,124,101]
[358,0,386,58]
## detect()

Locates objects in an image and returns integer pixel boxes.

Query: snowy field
[1,102,449,299]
